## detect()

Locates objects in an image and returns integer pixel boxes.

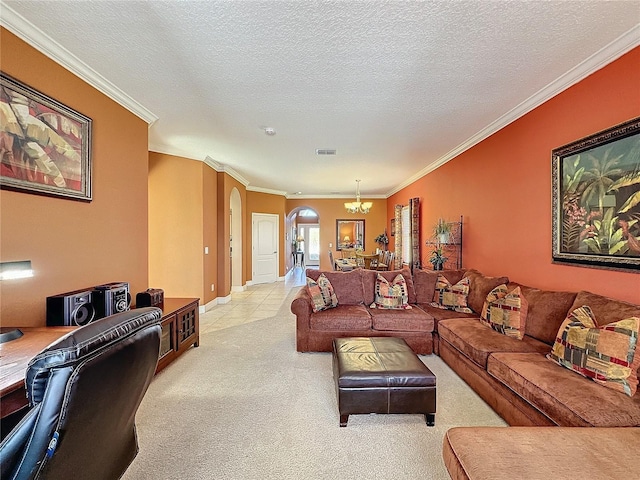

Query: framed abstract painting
[552,117,640,271]
[1,72,92,201]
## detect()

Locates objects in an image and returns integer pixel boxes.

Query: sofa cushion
[306,274,338,313]
[417,304,477,331]
[547,305,640,397]
[431,275,473,313]
[480,285,528,340]
[306,269,365,305]
[439,318,550,369]
[371,273,411,309]
[488,352,640,427]
[570,290,640,326]
[443,426,640,480]
[463,269,510,314]
[362,267,416,305]
[369,307,434,332]
[414,268,467,304]
[309,304,372,331]
[413,269,439,304]
[517,285,577,345]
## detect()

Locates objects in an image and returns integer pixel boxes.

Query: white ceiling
[2,1,639,198]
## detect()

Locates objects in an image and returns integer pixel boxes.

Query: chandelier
[344,180,372,214]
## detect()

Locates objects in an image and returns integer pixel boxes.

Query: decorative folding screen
[393,198,421,270]
[410,197,421,270]
[394,205,403,269]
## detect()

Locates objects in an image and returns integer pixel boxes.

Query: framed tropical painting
[552,117,640,271]
[0,72,92,201]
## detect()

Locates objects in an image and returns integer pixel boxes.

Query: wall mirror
[336,219,365,251]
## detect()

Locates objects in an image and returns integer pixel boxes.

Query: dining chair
[341,248,355,259]
[329,250,336,271]
[376,250,389,271]
[355,252,378,270]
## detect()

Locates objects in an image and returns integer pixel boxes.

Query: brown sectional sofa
[291,267,435,354]
[292,266,640,428]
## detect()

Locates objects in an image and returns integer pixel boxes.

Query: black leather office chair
[0,307,162,480]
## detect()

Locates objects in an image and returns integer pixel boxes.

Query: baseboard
[199,294,233,313]
[231,285,247,292]
[199,298,218,313]
[217,294,232,305]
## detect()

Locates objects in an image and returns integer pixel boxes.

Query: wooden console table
[0,298,199,419]
[156,298,200,373]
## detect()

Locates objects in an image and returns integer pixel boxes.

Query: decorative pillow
[370,274,412,309]
[547,305,640,397]
[430,275,473,313]
[306,274,338,313]
[480,285,528,340]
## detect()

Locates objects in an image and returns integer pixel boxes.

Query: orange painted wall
[285,198,387,271]
[202,165,218,305]
[388,47,640,304]
[148,152,204,299]
[246,191,287,277]
[216,173,247,297]
[0,29,150,327]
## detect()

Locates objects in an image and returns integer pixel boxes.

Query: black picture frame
[551,116,640,271]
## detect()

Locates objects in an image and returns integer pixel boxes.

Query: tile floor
[199,266,308,334]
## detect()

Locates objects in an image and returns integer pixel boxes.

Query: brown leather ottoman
[332,337,436,427]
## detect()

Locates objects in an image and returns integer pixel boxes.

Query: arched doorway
[230,187,243,291]
[286,207,320,271]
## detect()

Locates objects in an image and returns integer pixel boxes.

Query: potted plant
[429,246,447,271]
[433,218,451,244]
[374,232,389,250]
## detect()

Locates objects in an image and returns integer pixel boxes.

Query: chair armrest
[0,404,41,479]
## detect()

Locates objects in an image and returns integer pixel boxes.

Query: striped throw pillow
[480,285,528,340]
[547,305,640,397]
[430,275,473,313]
[371,273,412,309]
[306,274,338,313]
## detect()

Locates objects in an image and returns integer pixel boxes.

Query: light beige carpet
[123,291,506,479]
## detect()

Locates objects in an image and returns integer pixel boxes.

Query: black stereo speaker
[93,282,131,319]
[46,289,96,326]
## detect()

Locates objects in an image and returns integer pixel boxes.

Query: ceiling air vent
[315,149,336,155]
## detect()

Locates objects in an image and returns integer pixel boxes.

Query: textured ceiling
[2,1,639,197]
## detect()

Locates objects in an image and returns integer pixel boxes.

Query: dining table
[334,258,358,271]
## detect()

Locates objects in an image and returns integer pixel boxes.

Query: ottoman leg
[340,414,349,427]
[425,413,435,426]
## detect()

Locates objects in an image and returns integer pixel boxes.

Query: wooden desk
[0,327,76,418]
[0,298,199,419]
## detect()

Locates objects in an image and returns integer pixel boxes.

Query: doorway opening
[230,187,242,291]
[286,207,320,271]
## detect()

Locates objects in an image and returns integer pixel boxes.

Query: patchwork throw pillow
[547,305,640,397]
[306,274,338,313]
[430,275,473,313]
[480,285,528,340]
[371,273,412,309]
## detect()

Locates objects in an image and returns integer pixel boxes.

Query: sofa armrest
[291,286,312,351]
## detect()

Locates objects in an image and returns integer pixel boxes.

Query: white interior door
[252,213,278,284]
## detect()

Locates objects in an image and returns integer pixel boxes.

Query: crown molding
[149,145,203,162]
[0,3,158,125]
[203,156,249,186]
[287,194,387,200]
[386,24,640,197]
[247,185,288,196]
